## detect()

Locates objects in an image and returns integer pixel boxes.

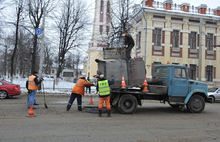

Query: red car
[0,79,21,99]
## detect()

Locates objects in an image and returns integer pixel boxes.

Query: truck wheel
[118,94,137,114]
[209,96,215,103]
[187,95,205,113]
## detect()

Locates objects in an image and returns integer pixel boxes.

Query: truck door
[171,67,188,97]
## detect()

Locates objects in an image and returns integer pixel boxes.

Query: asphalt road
[0,93,220,142]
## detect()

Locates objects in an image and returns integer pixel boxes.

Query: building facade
[130,0,220,86]
[85,0,112,77]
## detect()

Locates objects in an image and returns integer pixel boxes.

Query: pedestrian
[86,77,91,94]
[96,74,114,117]
[122,33,135,59]
[26,71,43,109]
[66,77,94,111]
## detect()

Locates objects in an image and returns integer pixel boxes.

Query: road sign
[36,28,42,35]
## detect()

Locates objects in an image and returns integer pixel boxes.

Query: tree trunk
[10,7,21,83]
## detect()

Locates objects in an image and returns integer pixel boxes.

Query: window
[63,72,74,77]
[154,28,161,46]
[52,70,54,73]
[99,25,103,35]
[174,68,181,78]
[106,1,110,23]
[172,30,179,48]
[206,65,213,81]
[0,81,3,85]
[106,26,109,35]
[190,32,197,49]
[174,68,187,78]
[100,0,104,22]
[189,64,196,80]
[207,33,213,50]
[137,32,141,49]
[182,69,186,79]
[100,0,103,12]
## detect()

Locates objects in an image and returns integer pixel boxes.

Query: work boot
[66,105,71,111]
[98,110,102,117]
[107,110,111,117]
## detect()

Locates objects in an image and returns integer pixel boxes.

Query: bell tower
[86,0,112,77]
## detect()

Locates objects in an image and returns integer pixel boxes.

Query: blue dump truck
[95,48,210,114]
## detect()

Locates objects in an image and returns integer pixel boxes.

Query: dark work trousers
[86,86,91,94]
[126,44,134,59]
[67,93,82,111]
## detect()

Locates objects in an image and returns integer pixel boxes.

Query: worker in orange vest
[26,71,43,109]
[66,77,94,111]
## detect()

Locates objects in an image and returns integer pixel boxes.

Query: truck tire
[209,96,215,103]
[118,94,137,114]
[187,95,205,113]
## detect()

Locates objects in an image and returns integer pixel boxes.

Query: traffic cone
[26,103,36,117]
[121,76,127,89]
[89,96,94,105]
[142,78,149,92]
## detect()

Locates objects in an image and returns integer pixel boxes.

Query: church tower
[85,0,112,77]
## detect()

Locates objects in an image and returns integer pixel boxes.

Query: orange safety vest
[28,75,38,90]
[72,78,94,96]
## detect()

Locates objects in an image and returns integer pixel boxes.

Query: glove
[40,78,44,81]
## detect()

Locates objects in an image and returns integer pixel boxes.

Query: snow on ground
[6,78,97,96]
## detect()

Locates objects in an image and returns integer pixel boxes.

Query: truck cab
[153,64,209,112]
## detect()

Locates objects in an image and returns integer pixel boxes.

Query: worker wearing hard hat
[96,74,115,117]
[66,77,94,111]
[122,33,135,59]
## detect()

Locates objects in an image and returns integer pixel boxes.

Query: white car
[208,87,220,103]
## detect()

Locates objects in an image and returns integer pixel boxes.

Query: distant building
[129,0,220,86]
[85,0,113,77]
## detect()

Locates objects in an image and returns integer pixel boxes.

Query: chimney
[198,4,207,14]
[144,0,154,8]
[163,0,173,10]
[181,3,190,12]
[214,6,220,16]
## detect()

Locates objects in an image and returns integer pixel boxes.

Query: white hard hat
[100,74,104,79]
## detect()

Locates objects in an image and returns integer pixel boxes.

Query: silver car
[208,87,220,103]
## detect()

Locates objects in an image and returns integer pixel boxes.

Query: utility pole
[38,7,46,90]
[198,18,203,81]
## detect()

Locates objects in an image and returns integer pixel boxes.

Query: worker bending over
[66,77,94,111]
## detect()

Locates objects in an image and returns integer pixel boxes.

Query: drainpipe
[142,8,147,67]
[198,18,202,81]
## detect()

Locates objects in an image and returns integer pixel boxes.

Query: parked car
[208,87,220,103]
[0,79,21,99]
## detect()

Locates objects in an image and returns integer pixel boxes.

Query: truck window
[182,69,186,79]
[161,67,167,74]
[174,68,181,78]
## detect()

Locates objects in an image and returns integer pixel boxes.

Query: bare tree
[10,0,26,82]
[73,51,82,78]
[108,0,136,47]
[1,36,13,77]
[55,0,90,78]
[43,42,54,74]
[27,0,55,73]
